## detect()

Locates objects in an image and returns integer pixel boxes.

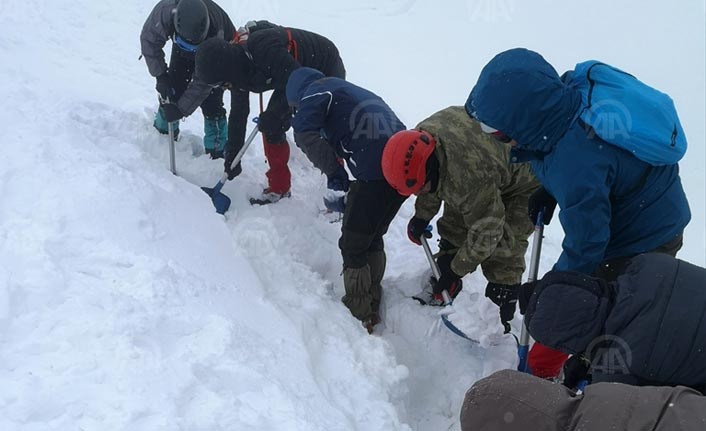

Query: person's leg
[340,181,404,332]
[154,46,191,136]
[259,90,292,199]
[200,87,227,158]
[480,195,533,286]
[366,184,406,319]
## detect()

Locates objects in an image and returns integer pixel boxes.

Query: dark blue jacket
[286,67,405,181]
[525,253,706,392]
[467,48,691,274]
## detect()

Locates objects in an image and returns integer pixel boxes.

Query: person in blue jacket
[286,67,407,334]
[466,48,691,378]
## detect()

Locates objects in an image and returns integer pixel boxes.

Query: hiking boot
[362,313,381,334]
[249,188,291,205]
[206,149,224,160]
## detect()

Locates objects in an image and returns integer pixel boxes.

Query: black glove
[432,253,462,298]
[327,165,350,192]
[257,110,288,142]
[562,354,591,390]
[155,73,173,101]
[528,187,557,225]
[485,282,519,333]
[161,102,184,123]
[407,217,431,246]
[518,280,538,315]
[224,146,243,180]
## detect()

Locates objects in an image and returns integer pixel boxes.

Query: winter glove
[518,279,538,315]
[528,187,557,225]
[257,110,289,142]
[160,102,184,123]
[431,253,463,300]
[223,146,243,180]
[562,354,591,390]
[155,73,173,101]
[407,217,432,246]
[485,282,519,334]
[327,165,350,192]
[323,166,349,213]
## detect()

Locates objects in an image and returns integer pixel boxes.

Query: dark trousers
[593,234,684,282]
[169,45,225,118]
[339,180,406,268]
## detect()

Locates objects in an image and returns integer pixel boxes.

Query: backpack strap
[285,28,299,61]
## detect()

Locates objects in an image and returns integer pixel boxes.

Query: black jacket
[525,253,706,392]
[227,24,345,152]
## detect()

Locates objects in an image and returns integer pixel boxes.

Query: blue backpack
[569,61,687,166]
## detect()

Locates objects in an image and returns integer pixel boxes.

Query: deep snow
[0,0,704,430]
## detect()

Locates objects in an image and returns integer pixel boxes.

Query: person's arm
[414,193,443,223]
[451,187,506,277]
[226,88,250,154]
[291,89,339,176]
[551,164,612,274]
[139,0,175,77]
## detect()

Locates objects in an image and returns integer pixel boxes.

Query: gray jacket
[461,369,706,431]
[140,0,236,115]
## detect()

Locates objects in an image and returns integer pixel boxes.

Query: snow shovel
[420,236,479,343]
[202,125,259,214]
[517,213,544,373]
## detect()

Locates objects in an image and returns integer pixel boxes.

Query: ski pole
[518,211,544,373]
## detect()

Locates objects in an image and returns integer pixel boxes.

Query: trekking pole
[518,211,544,373]
[167,120,177,175]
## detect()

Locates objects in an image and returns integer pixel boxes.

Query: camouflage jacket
[414,106,540,277]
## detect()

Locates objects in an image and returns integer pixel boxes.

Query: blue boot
[204,115,228,159]
[153,106,180,139]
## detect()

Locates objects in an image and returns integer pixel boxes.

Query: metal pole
[518,214,544,372]
[167,121,177,175]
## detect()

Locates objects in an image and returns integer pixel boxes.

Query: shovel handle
[518,211,545,372]
[223,124,260,183]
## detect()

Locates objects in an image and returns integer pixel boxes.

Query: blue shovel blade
[201,186,231,214]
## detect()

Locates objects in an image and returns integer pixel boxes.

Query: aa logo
[466,0,516,23]
[586,335,632,376]
[349,100,398,140]
[584,99,633,141]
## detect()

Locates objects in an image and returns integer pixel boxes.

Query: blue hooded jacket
[286,67,405,181]
[467,49,690,274]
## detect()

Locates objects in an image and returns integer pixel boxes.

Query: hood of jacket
[466,48,582,155]
[286,67,325,108]
[524,270,613,354]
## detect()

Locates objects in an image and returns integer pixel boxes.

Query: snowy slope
[0,0,704,430]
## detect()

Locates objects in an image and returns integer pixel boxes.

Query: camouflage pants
[437,194,533,285]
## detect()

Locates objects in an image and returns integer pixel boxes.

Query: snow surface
[0,0,704,430]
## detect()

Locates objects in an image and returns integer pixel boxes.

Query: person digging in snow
[195,21,346,204]
[286,67,406,334]
[381,106,540,333]
[467,48,691,379]
[140,0,236,158]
